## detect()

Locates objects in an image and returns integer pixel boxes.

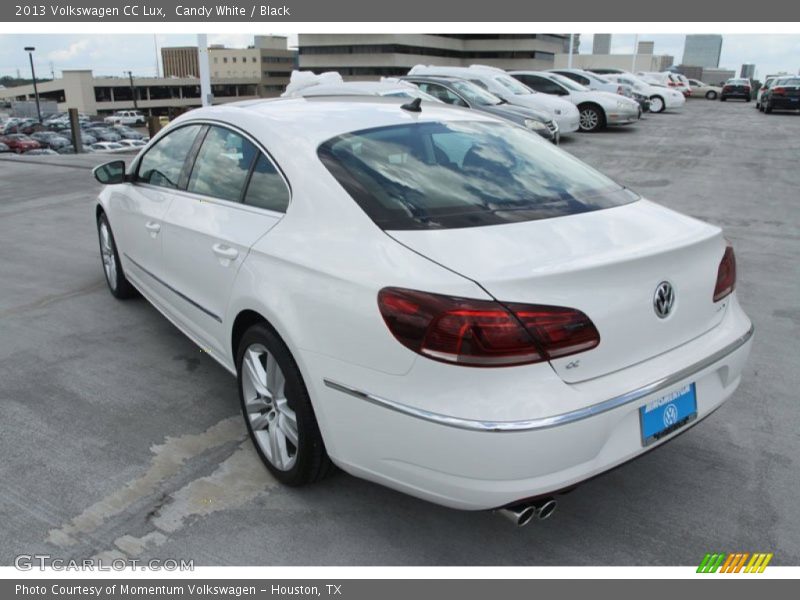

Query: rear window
[318,121,637,230]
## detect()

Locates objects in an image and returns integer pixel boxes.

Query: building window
[223,57,228,63]
[232,57,237,63]
[252,57,257,63]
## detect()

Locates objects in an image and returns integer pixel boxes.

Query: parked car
[760,76,800,113]
[30,131,71,150]
[756,76,780,109]
[91,142,125,152]
[0,142,10,153]
[408,64,581,135]
[0,134,41,153]
[510,71,640,132]
[600,73,686,113]
[720,78,752,102]
[86,128,122,142]
[111,125,146,140]
[104,110,146,126]
[637,72,691,97]
[281,73,442,102]
[399,75,559,143]
[118,138,147,148]
[551,68,651,113]
[92,99,753,521]
[687,79,722,100]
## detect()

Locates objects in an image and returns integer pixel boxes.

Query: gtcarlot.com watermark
[14,554,194,571]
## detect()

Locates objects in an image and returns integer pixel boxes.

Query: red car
[0,134,42,153]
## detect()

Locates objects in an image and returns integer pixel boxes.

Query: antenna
[401,97,422,112]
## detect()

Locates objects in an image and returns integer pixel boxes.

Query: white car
[510,71,640,132]
[104,110,146,126]
[687,79,722,100]
[638,71,691,97]
[92,98,753,525]
[281,71,441,102]
[602,73,686,113]
[90,142,125,152]
[548,68,632,96]
[408,64,581,135]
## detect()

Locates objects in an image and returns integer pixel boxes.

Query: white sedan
[602,73,686,113]
[92,97,753,525]
[510,71,640,132]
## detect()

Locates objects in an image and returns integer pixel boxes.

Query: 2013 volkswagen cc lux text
[93,97,753,523]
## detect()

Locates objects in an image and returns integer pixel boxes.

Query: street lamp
[24,46,42,124]
[124,70,139,110]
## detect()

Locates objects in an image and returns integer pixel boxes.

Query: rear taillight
[723,85,733,91]
[713,242,737,302]
[773,87,786,96]
[378,287,599,367]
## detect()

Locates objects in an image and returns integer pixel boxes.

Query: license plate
[639,384,697,446]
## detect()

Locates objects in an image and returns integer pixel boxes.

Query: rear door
[159,124,290,356]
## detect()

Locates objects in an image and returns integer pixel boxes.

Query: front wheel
[97,213,136,299]
[720,96,727,102]
[706,91,717,100]
[578,105,604,132]
[649,95,665,113]
[237,323,334,486]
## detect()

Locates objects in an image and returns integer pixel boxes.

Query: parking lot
[1,99,798,566]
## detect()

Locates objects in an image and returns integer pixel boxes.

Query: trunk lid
[388,200,727,383]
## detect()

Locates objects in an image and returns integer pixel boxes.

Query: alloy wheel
[241,343,298,471]
[99,220,118,291]
[579,108,600,131]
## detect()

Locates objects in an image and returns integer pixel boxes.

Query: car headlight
[524,119,547,131]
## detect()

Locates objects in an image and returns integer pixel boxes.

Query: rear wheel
[765,101,773,114]
[649,95,665,113]
[705,91,717,100]
[720,96,727,102]
[578,105,605,132]
[237,323,334,486]
[97,213,136,299]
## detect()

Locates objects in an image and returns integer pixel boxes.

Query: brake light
[378,287,599,367]
[723,85,733,91]
[713,242,737,302]
[773,87,786,96]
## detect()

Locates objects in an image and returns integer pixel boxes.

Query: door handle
[212,243,239,261]
[145,221,161,233]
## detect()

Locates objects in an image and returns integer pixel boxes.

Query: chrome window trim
[324,324,754,433]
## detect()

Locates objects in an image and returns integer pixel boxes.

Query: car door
[159,124,290,357]
[111,123,204,303]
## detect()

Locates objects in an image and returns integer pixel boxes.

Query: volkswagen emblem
[663,403,679,428]
[653,281,675,319]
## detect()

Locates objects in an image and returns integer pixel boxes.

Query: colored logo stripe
[697,552,773,573]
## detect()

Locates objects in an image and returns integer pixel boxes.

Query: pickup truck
[103,110,146,126]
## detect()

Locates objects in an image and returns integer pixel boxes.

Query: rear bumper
[307,298,753,510]
[768,97,800,109]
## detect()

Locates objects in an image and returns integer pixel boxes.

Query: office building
[637,41,655,55]
[162,35,295,97]
[554,53,674,72]
[740,63,756,80]
[297,34,570,78]
[682,35,723,68]
[592,34,611,54]
[700,68,736,85]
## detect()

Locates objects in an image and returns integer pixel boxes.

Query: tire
[765,102,773,114]
[237,322,334,486]
[578,105,605,132]
[649,95,665,113]
[745,97,751,102]
[720,96,727,102]
[97,212,136,299]
[706,91,717,100]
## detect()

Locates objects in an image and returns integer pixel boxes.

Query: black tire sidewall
[236,323,327,486]
[97,213,134,299]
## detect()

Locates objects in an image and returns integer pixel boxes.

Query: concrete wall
[554,53,674,72]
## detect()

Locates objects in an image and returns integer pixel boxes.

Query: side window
[244,154,290,213]
[137,124,202,189]
[468,78,489,90]
[418,83,468,107]
[187,126,257,202]
[516,75,561,94]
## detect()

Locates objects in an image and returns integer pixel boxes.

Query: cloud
[46,40,90,62]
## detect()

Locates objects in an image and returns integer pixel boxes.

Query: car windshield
[380,88,439,101]
[318,120,637,230]
[493,74,534,95]
[549,73,588,91]
[449,80,504,106]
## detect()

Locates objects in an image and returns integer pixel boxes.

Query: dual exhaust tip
[497,498,557,527]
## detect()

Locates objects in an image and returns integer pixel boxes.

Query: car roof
[170,96,497,147]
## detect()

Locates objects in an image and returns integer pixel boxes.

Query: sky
[1,33,798,82]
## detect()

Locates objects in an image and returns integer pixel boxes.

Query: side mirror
[93,160,127,185]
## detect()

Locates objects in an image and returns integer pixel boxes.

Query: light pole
[125,70,139,110]
[24,46,42,124]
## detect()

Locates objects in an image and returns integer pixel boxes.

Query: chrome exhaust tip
[497,504,537,528]
[496,497,557,527]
